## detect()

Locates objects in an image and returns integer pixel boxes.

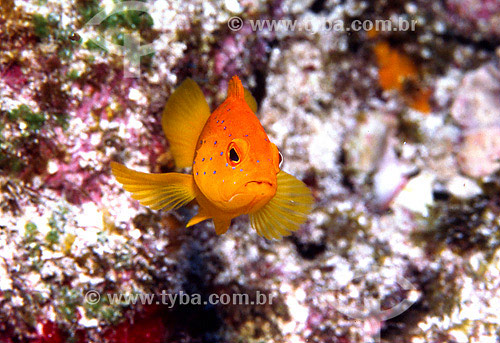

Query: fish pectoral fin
[249,171,313,240]
[162,78,211,168]
[243,87,257,113]
[213,218,231,235]
[186,208,211,228]
[111,162,196,211]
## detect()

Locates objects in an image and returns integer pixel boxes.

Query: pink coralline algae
[1,63,28,91]
[446,0,500,39]
[451,63,500,177]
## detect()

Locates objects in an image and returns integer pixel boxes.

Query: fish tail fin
[227,76,244,99]
[162,78,211,168]
[186,207,211,227]
[213,218,231,235]
[110,162,196,211]
[249,171,313,240]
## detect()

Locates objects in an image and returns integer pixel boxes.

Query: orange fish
[372,40,431,113]
[111,76,313,239]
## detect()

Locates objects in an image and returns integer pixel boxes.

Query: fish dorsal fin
[162,78,211,168]
[110,162,196,211]
[244,87,258,113]
[227,76,244,99]
[249,171,313,240]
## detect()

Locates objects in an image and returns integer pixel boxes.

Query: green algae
[45,228,60,247]
[4,104,68,133]
[0,103,68,177]
[31,12,79,59]
[84,36,108,53]
[24,221,39,243]
[66,69,82,80]
[53,286,81,322]
[76,0,101,24]
[101,7,153,32]
[84,290,124,324]
[46,207,69,248]
[32,14,50,39]
[8,105,46,131]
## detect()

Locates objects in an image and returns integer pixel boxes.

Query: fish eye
[229,148,239,163]
[278,151,283,168]
[227,140,247,166]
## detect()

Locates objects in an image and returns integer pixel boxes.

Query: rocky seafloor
[1,0,500,342]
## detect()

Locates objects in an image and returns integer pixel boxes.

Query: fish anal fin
[244,87,258,113]
[227,76,244,99]
[110,162,196,211]
[213,218,231,235]
[162,78,211,168]
[186,208,211,227]
[249,171,313,240]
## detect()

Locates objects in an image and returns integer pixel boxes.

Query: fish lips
[243,180,275,196]
[232,179,277,212]
[222,179,275,209]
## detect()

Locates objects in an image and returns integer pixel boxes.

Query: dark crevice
[168,242,225,341]
[338,148,356,193]
[250,37,278,109]
[437,32,499,54]
[293,237,326,260]
[251,68,267,109]
[309,0,327,13]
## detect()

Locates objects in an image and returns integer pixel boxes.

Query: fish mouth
[225,179,276,211]
[244,180,275,195]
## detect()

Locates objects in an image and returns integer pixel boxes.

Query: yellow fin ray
[249,171,313,240]
[110,162,196,211]
[251,209,283,240]
[162,79,211,168]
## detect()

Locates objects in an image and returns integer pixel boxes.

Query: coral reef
[1,0,500,342]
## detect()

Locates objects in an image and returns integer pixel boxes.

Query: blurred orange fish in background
[368,29,432,113]
[111,76,313,239]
